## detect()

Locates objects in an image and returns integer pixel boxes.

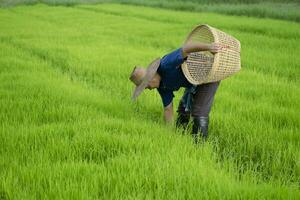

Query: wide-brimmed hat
[129,58,160,100]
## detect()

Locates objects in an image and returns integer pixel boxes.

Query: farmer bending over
[129,43,227,143]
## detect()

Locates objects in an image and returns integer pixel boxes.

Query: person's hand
[209,43,229,54]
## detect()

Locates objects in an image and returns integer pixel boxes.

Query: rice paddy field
[0,2,299,199]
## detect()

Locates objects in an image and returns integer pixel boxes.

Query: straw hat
[129,58,160,100]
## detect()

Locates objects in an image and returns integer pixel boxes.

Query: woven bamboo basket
[181,24,241,85]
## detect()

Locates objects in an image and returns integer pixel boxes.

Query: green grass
[0,3,299,199]
[1,0,300,22]
[107,0,300,22]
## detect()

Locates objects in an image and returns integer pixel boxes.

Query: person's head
[129,67,160,90]
[129,58,161,100]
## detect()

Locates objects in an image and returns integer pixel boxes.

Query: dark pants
[177,81,220,117]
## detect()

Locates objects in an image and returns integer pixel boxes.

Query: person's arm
[182,42,227,58]
[163,102,173,124]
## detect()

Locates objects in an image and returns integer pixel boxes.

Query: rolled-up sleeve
[157,88,174,107]
[160,48,184,69]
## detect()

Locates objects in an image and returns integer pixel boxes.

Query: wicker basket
[181,24,241,85]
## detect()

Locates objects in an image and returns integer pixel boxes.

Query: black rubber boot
[176,100,191,130]
[192,116,209,144]
[175,113,190,130]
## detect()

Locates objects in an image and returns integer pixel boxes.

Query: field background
[1,0,300,22]
[0,0,300,199]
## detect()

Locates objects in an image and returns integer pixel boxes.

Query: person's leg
[176,89,191,130]
[191,81,220,143]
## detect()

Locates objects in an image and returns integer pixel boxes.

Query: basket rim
[184,24,215,44]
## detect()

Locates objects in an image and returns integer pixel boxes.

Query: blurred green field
[0,3,299,199]
[1,0,300,22]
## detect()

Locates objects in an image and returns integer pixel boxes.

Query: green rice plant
[1,0,300,22]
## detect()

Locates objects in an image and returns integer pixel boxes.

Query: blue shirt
[157,48,192,107]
